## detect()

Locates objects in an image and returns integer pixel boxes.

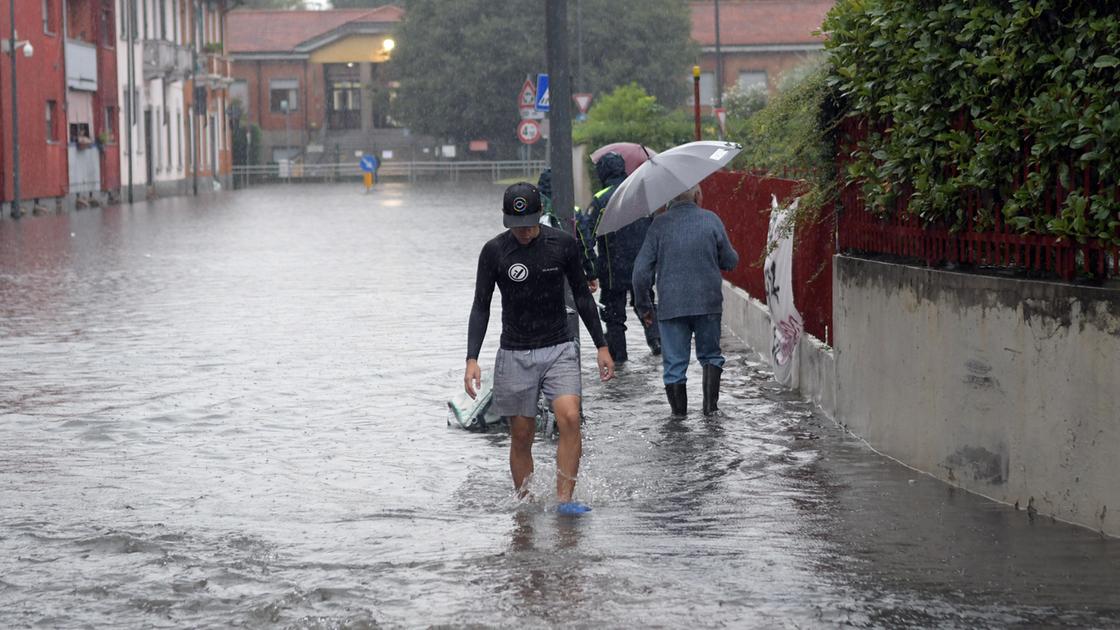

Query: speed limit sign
[517,119,542,145]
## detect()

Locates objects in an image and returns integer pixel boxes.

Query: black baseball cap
[502,182,542,228]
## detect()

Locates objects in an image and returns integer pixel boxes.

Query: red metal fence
[837,119,1120,280]
[703,171,835,344]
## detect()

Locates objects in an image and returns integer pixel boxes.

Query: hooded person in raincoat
[578,152,661,364]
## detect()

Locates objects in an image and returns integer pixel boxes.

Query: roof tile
[227,5,404,54]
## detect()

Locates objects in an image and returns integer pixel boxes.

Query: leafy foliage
[721,82,768,120]
[389,0,694,154]
[825,0,1120,243]
[572,83,694,151]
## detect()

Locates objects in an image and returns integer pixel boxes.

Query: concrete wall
[834,255,1120,536]
[721,281,837,417]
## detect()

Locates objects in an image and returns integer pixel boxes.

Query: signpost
[535,73,550,112]
[714,107,727,140]
[517,119,542,145]
[573,92,593,118]
[518,78,536,120]
[360,153,380,193]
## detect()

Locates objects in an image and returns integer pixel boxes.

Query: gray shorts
[491,341,581,418]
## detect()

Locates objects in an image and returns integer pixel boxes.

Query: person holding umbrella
[592,140,741,416]
[632,184,738,416]
[579,152,662,363]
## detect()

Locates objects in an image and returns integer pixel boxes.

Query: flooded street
[2,183,1120,628]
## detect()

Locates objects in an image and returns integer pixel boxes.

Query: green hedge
[825,0,1120,243]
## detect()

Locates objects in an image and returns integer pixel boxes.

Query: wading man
[465,182,614,513]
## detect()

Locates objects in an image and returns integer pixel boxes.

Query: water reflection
[1,183,1120,628]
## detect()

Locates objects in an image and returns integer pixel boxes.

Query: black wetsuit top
[467,227,607,360]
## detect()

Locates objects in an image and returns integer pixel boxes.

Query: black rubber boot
[702,365,723,415]
[665,382,687,417]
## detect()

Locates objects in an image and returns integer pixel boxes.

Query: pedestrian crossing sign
[535,73,550,112]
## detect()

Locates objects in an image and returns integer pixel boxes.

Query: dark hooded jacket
[578,152,652,290]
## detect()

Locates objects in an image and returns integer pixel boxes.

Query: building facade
[689,0,834,108]
[227,6,410,166]
[0,0,230,216]
[1,0,120,215]
[115,0,233,201]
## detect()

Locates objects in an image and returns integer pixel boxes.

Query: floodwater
[2,182,1119,629]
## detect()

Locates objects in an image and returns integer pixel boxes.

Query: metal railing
[231,159,549,186]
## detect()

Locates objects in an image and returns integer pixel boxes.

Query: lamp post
[714,0,723,140]
[3,1,33,219]
[692,65,701,141]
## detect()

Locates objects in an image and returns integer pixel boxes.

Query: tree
[389,0,695,153]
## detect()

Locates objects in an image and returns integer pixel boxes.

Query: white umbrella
[596,140,742,235]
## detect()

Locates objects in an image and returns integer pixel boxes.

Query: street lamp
[2,8,34,219]
[382,38,394,53]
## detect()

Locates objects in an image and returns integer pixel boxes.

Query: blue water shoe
[556,501,592,515]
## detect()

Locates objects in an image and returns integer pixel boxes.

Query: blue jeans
[659,314,724,385]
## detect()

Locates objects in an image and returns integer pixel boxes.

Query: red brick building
[0,0,121,216]
[690,0,834,107]
[227,6,403,164]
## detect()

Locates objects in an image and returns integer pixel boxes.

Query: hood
[594,152,627,186]
[536,168,552,199]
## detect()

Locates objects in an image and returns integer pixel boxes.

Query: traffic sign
[714,107,727,137]
[535,73,549,112]
[517,119,542,145]
[518,79,536,119]
[573,93,593,114]
[359,154,379,173]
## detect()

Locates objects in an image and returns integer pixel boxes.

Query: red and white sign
[517,119,542,145]
[573,92,593,114]
[714,107,727,137]
[518,79,536,119]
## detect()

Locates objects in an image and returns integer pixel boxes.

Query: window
[738,71,767,91]
[104,106,116,143]
[69,122,92,144]
[699,72,716,106]
[101,6,114,48]
[165,108,172,170]
[176,112,182,167]
[46,101,58,142]
[42,0,57,34]
[689,72,716,107]
[269,79,299,113]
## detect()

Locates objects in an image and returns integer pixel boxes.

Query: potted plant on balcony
[96,129,114,149]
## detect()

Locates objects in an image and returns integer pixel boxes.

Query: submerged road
[1,182,1119,628]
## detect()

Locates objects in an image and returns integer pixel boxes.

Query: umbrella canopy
[590,142,658,175]
[596,141,742,235]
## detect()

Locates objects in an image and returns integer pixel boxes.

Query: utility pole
[191,0,200,196]
[575,0,582,93]
[9,0,21,218]
[545,0,573,229]
[714,0,722,108]
[126,0,135,203]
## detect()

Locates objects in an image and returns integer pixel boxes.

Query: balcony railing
[143,39,191,81]
[203,53,233,86]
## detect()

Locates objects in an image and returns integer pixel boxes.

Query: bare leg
[551,395,582,503]
[509,415,536,497]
